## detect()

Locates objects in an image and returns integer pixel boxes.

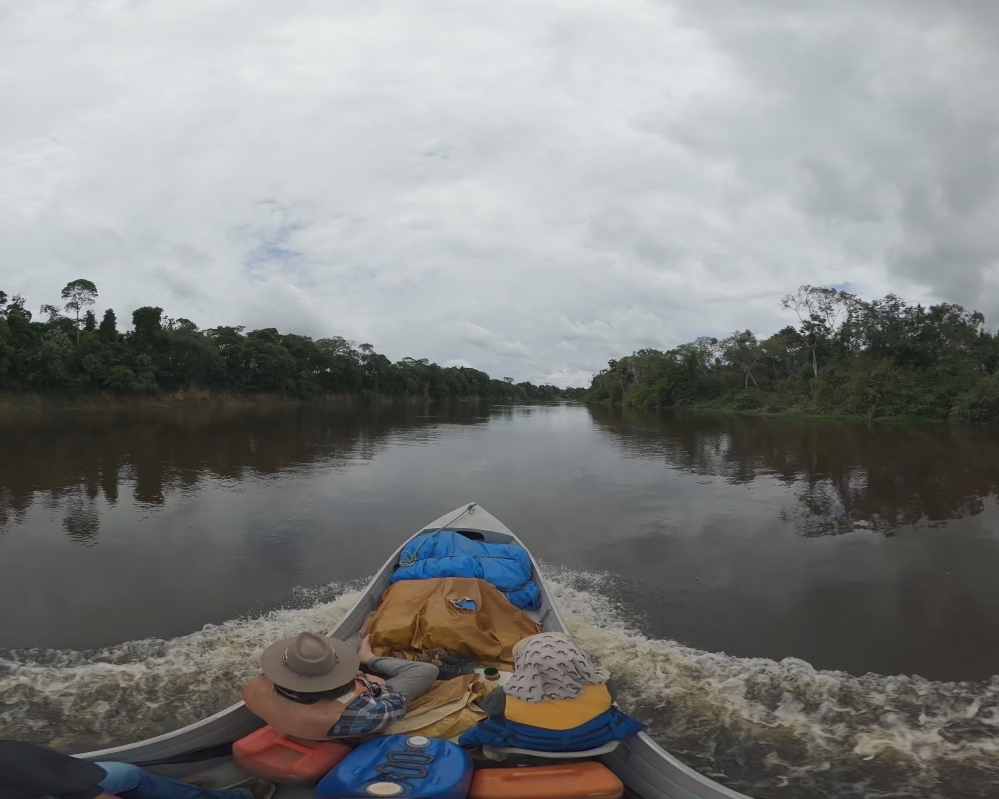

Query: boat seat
[481,741,619,761]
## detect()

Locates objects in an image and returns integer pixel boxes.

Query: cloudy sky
[2,0,997,386]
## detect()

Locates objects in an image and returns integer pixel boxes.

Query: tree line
[0,281,583,402]
[586,285,999,423]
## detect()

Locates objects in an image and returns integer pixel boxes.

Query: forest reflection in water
[2,403,999,683]
[0,405,491,542]
[4,405,997,545]
[587,405,999,538]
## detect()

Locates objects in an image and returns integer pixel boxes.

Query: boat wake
[0,583,363,754]
[3,570,999,798]
[548,567,999,799]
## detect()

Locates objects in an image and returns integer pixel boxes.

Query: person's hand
[356,671,387,691]
[358,634,375,665]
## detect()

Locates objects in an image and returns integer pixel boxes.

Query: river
[2,403,999,798]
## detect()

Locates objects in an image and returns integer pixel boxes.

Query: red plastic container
[233,726,352,786]
[469,762,624,799]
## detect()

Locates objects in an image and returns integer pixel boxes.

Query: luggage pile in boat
[235,727,626,799]
[232,527,637,798]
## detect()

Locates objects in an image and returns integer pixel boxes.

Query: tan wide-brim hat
[260,631,360,693]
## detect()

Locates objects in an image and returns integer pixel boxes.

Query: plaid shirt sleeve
[327,682,408,737]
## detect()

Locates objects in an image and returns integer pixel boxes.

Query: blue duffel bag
[315,734,473,799]
[391,531,541,610]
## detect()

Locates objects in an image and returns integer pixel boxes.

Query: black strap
[376,763,430,779]
[375,749,435,780]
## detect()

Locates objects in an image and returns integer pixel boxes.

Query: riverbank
[0,390,578,414]
[586,400,947,425]
[687,406,944,425]
[583,393,976,425]
[0,390,368,413]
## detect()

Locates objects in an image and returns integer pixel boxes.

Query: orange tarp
[369,577,540,665]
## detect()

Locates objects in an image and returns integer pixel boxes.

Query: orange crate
[233,726,352,786]
[470,762,624,799]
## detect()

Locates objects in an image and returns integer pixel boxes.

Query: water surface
[3,404,999,798]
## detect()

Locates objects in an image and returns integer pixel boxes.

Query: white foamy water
[547,567,999,799]
[3,570,999,798]
[0,584,362,753]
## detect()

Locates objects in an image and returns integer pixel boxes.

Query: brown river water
[2,403,999,798]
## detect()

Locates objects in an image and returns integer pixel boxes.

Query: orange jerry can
[232,726,352,786]
[469,762,624,799]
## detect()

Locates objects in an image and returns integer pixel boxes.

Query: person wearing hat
[242,631,439,740]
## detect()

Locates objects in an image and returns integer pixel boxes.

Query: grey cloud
[456,322,532,360]
[665,0,999,317]
[2,0,997,387]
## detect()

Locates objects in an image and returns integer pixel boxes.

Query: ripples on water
[2,570,998,799]
[4,404,999,798]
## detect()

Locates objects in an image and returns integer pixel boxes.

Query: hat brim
[260,635,360,693]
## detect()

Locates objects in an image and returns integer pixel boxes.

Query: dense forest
[0,281,582,402]
[587,286,999,423]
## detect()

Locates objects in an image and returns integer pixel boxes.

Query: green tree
[781,285,857,378]
[951,373,999,424]
[2,294,31,320]
[33,328,73,388]
[61,279,99,344]
[105,365,136,392]
[130,370,160,392]
[363,351,392,394]
[721,331,765,390]
[317,336,356,358]
[762,327,805,379]
[0,317,12,386]
[132,306,164,339]
[98,309,118,343]
[0,283,581,401]
[242,336,297,391]
[40,304,63,322]
[165,320,225,388]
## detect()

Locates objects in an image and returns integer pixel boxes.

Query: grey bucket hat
[260,631,360,693]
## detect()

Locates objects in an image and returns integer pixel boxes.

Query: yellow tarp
[383,673,496,740]
[369,577,540,665]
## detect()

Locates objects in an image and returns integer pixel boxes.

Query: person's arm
[358,635,439,705]
[367,658,439,704]
[327,684,408,737]
[0,740,107,799]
